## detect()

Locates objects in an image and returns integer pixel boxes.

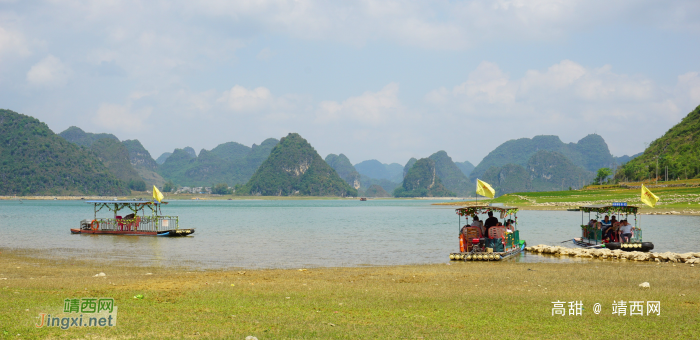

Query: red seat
[489,226,506,240]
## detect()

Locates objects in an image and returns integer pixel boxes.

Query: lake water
[1,199,699,269]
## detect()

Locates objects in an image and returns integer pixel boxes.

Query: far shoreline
[3,195,699,215]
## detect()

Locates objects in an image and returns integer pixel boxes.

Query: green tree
[128,179,147,191]
[162,180,175,193]
[594,168,612,184]
[212,183,232,195]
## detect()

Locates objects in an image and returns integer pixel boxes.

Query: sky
[1,1,699,166]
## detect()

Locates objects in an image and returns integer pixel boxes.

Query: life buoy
[90,220,99,231]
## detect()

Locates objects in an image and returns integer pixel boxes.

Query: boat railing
[581,225,602,244]
[88,216,179,232]
[504,230,520,251]
[631,228,642,243]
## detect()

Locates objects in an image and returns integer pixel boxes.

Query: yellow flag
[476,179,495,198]
[153,185,164,203]
[640,184,659,208]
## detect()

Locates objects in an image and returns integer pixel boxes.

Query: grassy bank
[437,179,700,215]
[1,250,698,339]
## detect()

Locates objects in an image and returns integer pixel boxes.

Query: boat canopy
[86,200,168,216]
[456,205,519,217]
[85,200,167,204]
[579,204,638,215]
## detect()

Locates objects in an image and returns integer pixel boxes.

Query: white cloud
[185,0,700,49]
[218,85,274,112]
[424,59,697,158]
[452,62,516,104]
[316,83,402,126]
[676,72,700,106]
[26,55,71,87]
[0,26,30,59]
[256,47,274,61]
[93,103,152,131]
[431,60,659,110]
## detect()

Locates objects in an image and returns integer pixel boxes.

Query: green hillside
[325,153,361,190]
[157,139,278,187]
[359,175,400,195]
[393,158,455,197]
[58,126,153,190]
[241,133,357,197]
[58,126,119,147]
[364,184,390,197]
[0,109,129,195]
[470,134,615,181]
[454,160,475,177]
[403,158,417,178]
[122,139,164,188]
[617,104,700,181]
[155,152,172,165]
[481,150,594,195]
[354,159,403,182]
[429,151,471,196]
[90,138,144,190]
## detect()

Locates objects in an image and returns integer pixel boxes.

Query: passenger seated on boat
[605,225,620,242]
[470,216,484,236]
[600,215,611,233]
[484,212,499,236]
[505,219,514,232]
[588,219,601,229]
[619,220,633,242]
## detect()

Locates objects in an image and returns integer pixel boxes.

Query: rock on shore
[525,244,700,264]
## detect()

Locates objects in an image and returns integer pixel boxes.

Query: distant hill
[403,158,417,178]
[183,147,197,158]
[58,126,119,148]
[364,184,390,197]
[325,154,361,189]
[359,175,400,195]
[614,152,642,166]
[429,151,471,196]
[59,126,147,190]
[617,104,700,181]
[241,133,357,196]
[155,152,172,165]
[90,138,144,189]
[157,139,278,187]
[354,159,403,182]
[122,139,165,188]
[481,150,594,195]
[470,134,615,181]
[454,160,475,177]
[393,158,455,197]
[0,109,129,195]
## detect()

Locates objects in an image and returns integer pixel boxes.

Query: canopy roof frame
[87,201,167,219]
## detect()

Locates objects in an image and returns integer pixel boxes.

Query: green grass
[487,179,700,211]
[1,251,699,339]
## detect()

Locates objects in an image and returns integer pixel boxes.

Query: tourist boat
[449,205,526,261]
[572,203,653,252]
[360,197,367,201]
[70,200,194,236]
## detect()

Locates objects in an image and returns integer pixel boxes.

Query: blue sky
[1,1,699,166]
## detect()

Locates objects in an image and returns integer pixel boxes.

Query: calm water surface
[1,200,698,269]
